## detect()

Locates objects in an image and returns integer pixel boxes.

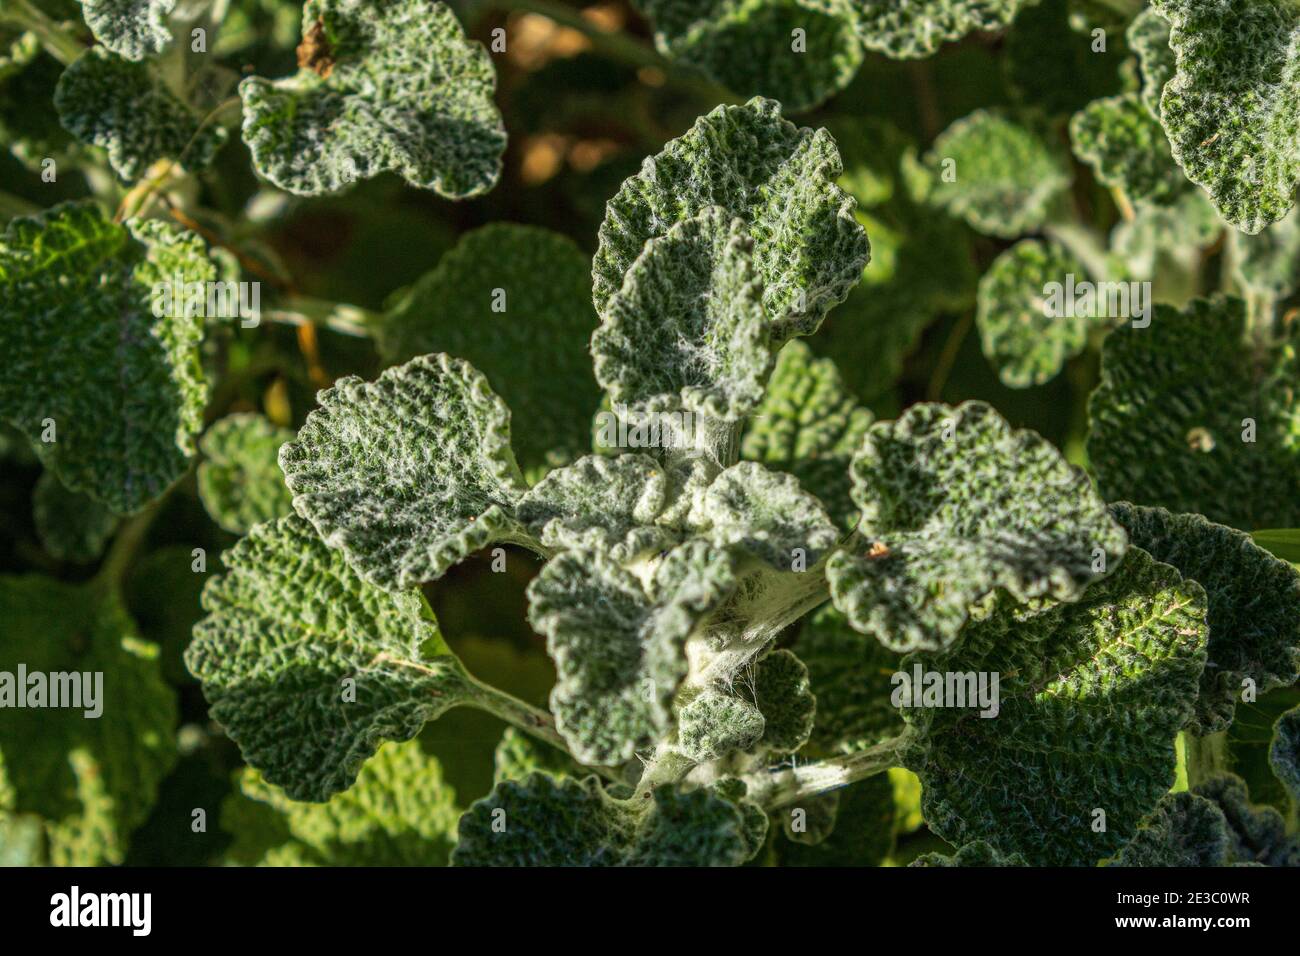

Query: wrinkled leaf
[1087,295,1300,530]
[240,0,505,197]
[916,110,1071,238]
[905,547,1208,866]
[829,401,1127,652]
[1112,504,1300,734]
[55,48,227,181]
[1151,0,1300,234]
[742,340,873,531]
[197,413,295,535]
[593,97,868,341]
[377,224,598,477]
[0,201,214,514]
[636,0,863,112]
[0,576,177,864]
[976,238,1089,388]
[186,516,472,802]
[279,353,533,591]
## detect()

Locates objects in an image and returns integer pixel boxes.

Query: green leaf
[1111,504,1300,734]
[916,110,1071,238]
[1087,295,1300,530]
[1107,790,1232,866]
[197,413,295,535]
[594,210,771,423]
[54,48,227,181]
[1231,208,1300,299]
[1070,93,1184,207]
[223,740,459,865]
[635,0,863,112]
[678,687,765,762]
[1126,6,1174,119]
[0,576,177,864]
[821,0,1029,59]
[527,542,737,764]
[742,340,873,531]
[185,516,472,802]
[905,547,1208,866]
[279,353,533,592]
[493,728,580,785]
[593,97,869,341]
[1150,0,1300,234]
[910,840,1027,866]
[751,648,815,753]
[1193,774,1300,866]
[0,201,215,514]
[518,454,678,563]
[798,604,904,754]
[828,401,1127,653]
[976,239,1089,388]
[691,461,840,571]
[77,0,175,61]
[776,775,895,866]
[452,773,753,866]
[32,471,119,563]
[239,0,505,197]
[377,224,598,477]
[1270,706,1300,807]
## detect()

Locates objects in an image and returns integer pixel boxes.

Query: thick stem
[686,567,831,689]
[632,746,695,800]
[1183,731,1231,789]
[742,729,916,810]
[0,0,84,65]
[459,671,623,784]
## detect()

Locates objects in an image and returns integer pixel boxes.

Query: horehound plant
[3,0,1300,868]
[193,95,1299,867]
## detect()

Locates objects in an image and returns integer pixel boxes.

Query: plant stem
[1045,220,1113,282]
[926,310,973,402]
[94,504,159,592]
[742,729,917,810]
[1183,731,1231,789]
[262,296,380,338]
[460,671,624,784]
[633,746,695,799]
[0,0,84,65]
[687,567,831,689]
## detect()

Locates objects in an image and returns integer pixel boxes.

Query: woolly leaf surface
[829,401,1126,652]
[593,97,868,340]
[1087,296,1300,530]
[1112,504,1300,734]
[185,516,471,802]
[377,224,598,475]
[239,0,505,197]
[0,201,214,513]
[905,547,1208,866]
[279,353,532,591]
